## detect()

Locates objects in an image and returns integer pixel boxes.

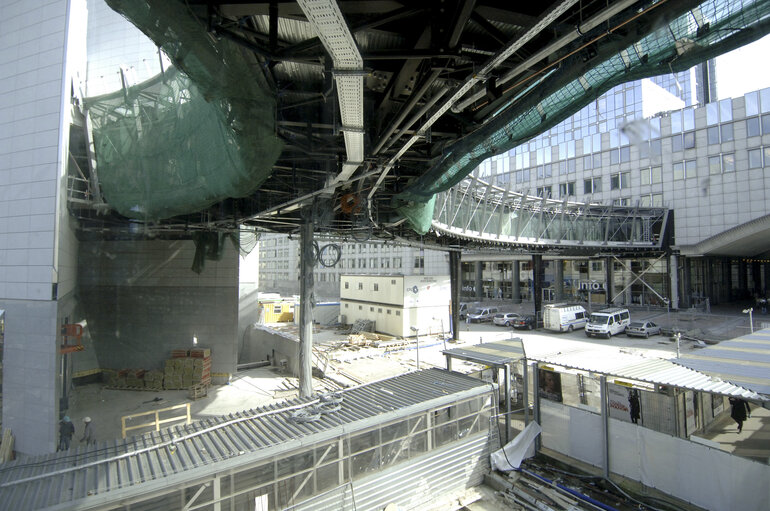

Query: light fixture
[742,308,753,334]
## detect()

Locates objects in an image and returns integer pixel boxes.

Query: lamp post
[742,307,754,334]
[410,326,420,370]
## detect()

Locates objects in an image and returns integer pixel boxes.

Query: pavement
[63,302,770,467]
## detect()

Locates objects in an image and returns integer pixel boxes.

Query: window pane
[749,148,762,169]
[651,166,662,183]
[706,102,719,125]
[762,113,770,134]
[707,126,720,145]
[709,156,721,174]
[583,155,592,170]
[721,123,733,142]
[673,162,684,180]
[620,146,630,162]
[719,98,732,122]
[610,149,619,164]
[641,168,651,185]
[592,177,602,192]
[683,131,695,149]
[638,141,649,159]
[650,139,661,155]
[683,108,695,131]
[584,179,593,194]
[722,153,735,172]
[685,159,697,178]
[671,111,682,133]
[593,153,602,168]
[746,91,760,116]
[764,147,770,166]
[672,135,683,152]
[761,87,770,113]
[620,172,629,188]
[611,174,620,190]
[747,117,760,137]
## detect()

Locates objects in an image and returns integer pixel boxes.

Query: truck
[543,304,588,332]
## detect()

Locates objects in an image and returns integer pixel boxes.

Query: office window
[671,134,683,152]
[650,139,662,156]
[610,149,619,165]
[583,177,602,194]
[350,259,355,269]
[345,303,349,308]
[395,311,401,316]
[620,146,630,162]
[720,98,733,122]
[709,156,722,174]
[378,308,383,313]
[651,166,662,184]
[559,181,575,197]
[671,110,682,133]
[593,153,602,168]
[583,155,592,170]
[683,131,695,149]
[387,309,392,315]
[706,102,719,125]
[358,282,363,290]
[749,148,762,169]
[765,147,770,166]
[640,194,651,207]
[652,193,664,207]
[746,90,760,116]
[721,123,734,142]
[747,117,761,137]
[391,279,396,285]
[360,258,366,268]
[370,306,374,312]
[610,172,629,190]
[345,282,349,289]
[707,126,720,145]
[641,168,651,186]
[359,305,362,310]
[673,162,684,180]
[686,159,697,178]
[394,257,402,268]
[722,153,735,172]
[373,283,379,291]
[612,198,629,206]
[414,257,424,269]
[638,141,649,159]
[683,108,695,130]
[536,186,552,198]
[762,113,770,134]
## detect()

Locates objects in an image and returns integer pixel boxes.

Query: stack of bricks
[125,369,146,389]
[163,348,211,390]
[144,370,164,390]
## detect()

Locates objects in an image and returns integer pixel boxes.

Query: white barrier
[540,400,770,511]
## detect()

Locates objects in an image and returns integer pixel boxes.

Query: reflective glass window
[671,111,682,133]
[641,168,651,186]
[706,102,719,125]
[672,135,683,152]
[583,155,592,170]
[764,147,770,166]
[673,161,684,180]
[709,156,721,174]
[650,139,662,156]
[652,193,664,207]
[593,153,602,168]
[761,87,770,113]
[747,117,761,137]
[683,131,695,149]
[638,141,649,159]
[721,123,733,142]
[719,99,732,122]
[762,113,770,134]
[722,153,735,172]
[610,149,619,165]
[746,91,760,116]
[683,108,695,131]
[685,159,697,178]
[707,126,720,145]
[583,179,593,194]
[749,148,762,169]
[649,117,661,136]
[651,166,662,184]
[620,146,630,162]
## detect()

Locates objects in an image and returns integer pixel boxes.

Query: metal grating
[0,369,492,510]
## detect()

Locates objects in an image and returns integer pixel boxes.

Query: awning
[442,338,525,367]
[677,329,770,397]
[522,339,765,402]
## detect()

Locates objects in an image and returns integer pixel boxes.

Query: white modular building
[340,274,451,337]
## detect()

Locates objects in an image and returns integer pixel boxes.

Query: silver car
[625,321,661,338]
[493,312,520,327]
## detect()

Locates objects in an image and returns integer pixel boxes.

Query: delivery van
[543,304,588,332]
[585,307,630,338]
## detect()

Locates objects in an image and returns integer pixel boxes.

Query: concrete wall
[241,325,299,375]
[78,239,239,375]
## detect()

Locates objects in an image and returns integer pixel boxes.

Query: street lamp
[742,308,754,334]
[410,326,420,370]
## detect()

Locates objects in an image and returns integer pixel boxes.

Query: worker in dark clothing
[59,416,75,451]
[628,390,641,424]
[729,397,751,433]
[80,416,96,446]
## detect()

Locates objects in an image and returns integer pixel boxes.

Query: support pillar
[682,256,691,308]
[752,260,762,297]
[504,364,511,444]
[298,212,314,398]
[512,261,521,304]
[705,258,713,306]
[724,259,733,302]
[522,361,529,427]
[739,259,748,299]
[555,259,564,301]
[600,375,609,478]
[532,362,540,450]
[450,251,461,341]
[669,253,679,310]
[475,261,483,301]
[532,254,543,319]
[605,256,614,305]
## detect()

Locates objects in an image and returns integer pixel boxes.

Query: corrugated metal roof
[522,339,766,402]
[677,329,770,396]
[0,369,492,510]
[442,339,525,366]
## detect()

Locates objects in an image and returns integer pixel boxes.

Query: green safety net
[86,0,282,221]
[395,0,770,233]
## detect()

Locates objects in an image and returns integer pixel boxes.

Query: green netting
[86,0,282,221]
[395,0,770,231]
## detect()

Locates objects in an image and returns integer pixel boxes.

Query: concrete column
[449,251,461,341]
[605,257,614,305]
[298,212,314,398]
[682,256,691,308]
[533,254,543,319]
[512,261,521,304]
[532,362,541,450]
[522,361,529,427]
[475,261,483,301]
[669,253,679,310]
[600,375,609,478]
[555,259,564,301]
[739,260,748,299]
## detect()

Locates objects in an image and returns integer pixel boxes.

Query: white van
[585,307,630,338]
[543,304,588,332]
[466,307,499,323]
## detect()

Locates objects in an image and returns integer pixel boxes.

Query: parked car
[512,314,536,330]
[493,312,520,327]
[625,321,661,338]
[466,307,499,323]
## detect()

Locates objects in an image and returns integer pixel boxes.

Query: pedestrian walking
[80,416,96,446]
[728,397,751,433]
[59,416,75,451]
